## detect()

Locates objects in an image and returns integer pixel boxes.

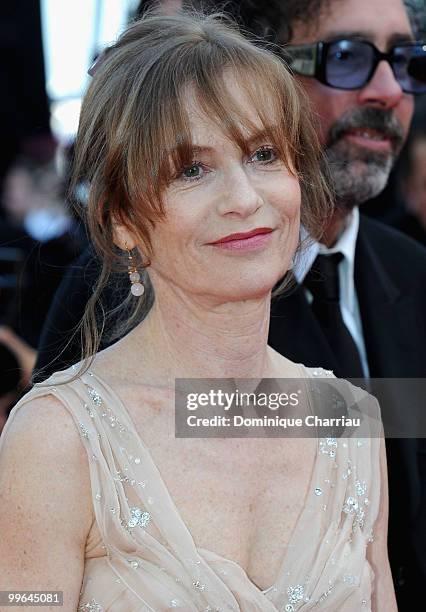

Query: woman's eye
[181,163,204,181]
[250,147,278,164]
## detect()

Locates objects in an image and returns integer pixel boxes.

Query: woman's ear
[94,198,137,249]
[112,222,138,251]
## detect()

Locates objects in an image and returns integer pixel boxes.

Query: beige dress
[1,365,381,612]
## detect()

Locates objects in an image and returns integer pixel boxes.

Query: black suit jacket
[269,215,426,609]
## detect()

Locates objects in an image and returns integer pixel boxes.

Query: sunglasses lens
[325,40,373,89]
[393,45,426,93]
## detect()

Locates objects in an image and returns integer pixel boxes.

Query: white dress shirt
[293,208,370,378]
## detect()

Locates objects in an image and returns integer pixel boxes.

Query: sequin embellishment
[343,496,359,514]
[88,387,102,406]
[169,599,181,607]
[285,584,306,610]
[355,480,367,496]
[343,574,360,586]
[343,495,365,531]
[317,581,334,603]
[86,382,127,434]
[320,437,337,458]
[192,580,206,591]
[127,506,151,529]
[79,423,89,439]
[78,599,103,612]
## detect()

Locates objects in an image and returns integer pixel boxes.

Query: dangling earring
[125,245,145,297]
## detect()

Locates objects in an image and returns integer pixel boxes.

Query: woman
[0,10,395,611]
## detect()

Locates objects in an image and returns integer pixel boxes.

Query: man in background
[218,0,426,607]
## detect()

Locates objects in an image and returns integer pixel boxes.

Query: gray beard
[324,143,394,211]
[323,107,403,211]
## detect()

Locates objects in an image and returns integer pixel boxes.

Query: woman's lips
[208,228,274,251]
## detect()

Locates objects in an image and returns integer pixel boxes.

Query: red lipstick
[208,227,273,252]
[209,227,273,244]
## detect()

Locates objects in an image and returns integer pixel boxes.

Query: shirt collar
[293,208,360,311]
[318,207,359,263]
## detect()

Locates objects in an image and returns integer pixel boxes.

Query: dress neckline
[82,366,321,597]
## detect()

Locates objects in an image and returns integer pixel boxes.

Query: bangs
[166,69,300,183]
[133,39,303,216]
[75,10,329,260]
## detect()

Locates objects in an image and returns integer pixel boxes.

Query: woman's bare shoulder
[0,392,93,536]
[0,393,93,603]
[3,391,87,453]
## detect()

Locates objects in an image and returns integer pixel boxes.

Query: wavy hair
[66,8,333,376]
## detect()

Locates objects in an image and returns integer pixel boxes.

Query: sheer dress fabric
[1,366,381,611]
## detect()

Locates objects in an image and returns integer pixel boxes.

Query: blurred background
[0,0,169,429]
[0,0,425,432]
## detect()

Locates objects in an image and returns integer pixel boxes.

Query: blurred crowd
[0,141,87,429]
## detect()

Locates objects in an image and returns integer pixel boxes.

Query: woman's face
[146,80,301,303]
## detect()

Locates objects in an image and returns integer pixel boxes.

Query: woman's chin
[212,275,286,302]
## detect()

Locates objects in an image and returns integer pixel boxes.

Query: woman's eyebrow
[170,128,278,157]
[165,144,215,160]
[243,128,279,148]
[188,145,215,154]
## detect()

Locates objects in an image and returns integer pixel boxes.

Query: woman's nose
[217,166,263,218]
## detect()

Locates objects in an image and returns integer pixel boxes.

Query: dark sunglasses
[283,39,426,94]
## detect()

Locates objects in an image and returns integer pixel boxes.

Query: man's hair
[199,0,425,43]
[196,0,330,43]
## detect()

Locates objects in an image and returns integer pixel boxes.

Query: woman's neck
[114,283,275,386]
